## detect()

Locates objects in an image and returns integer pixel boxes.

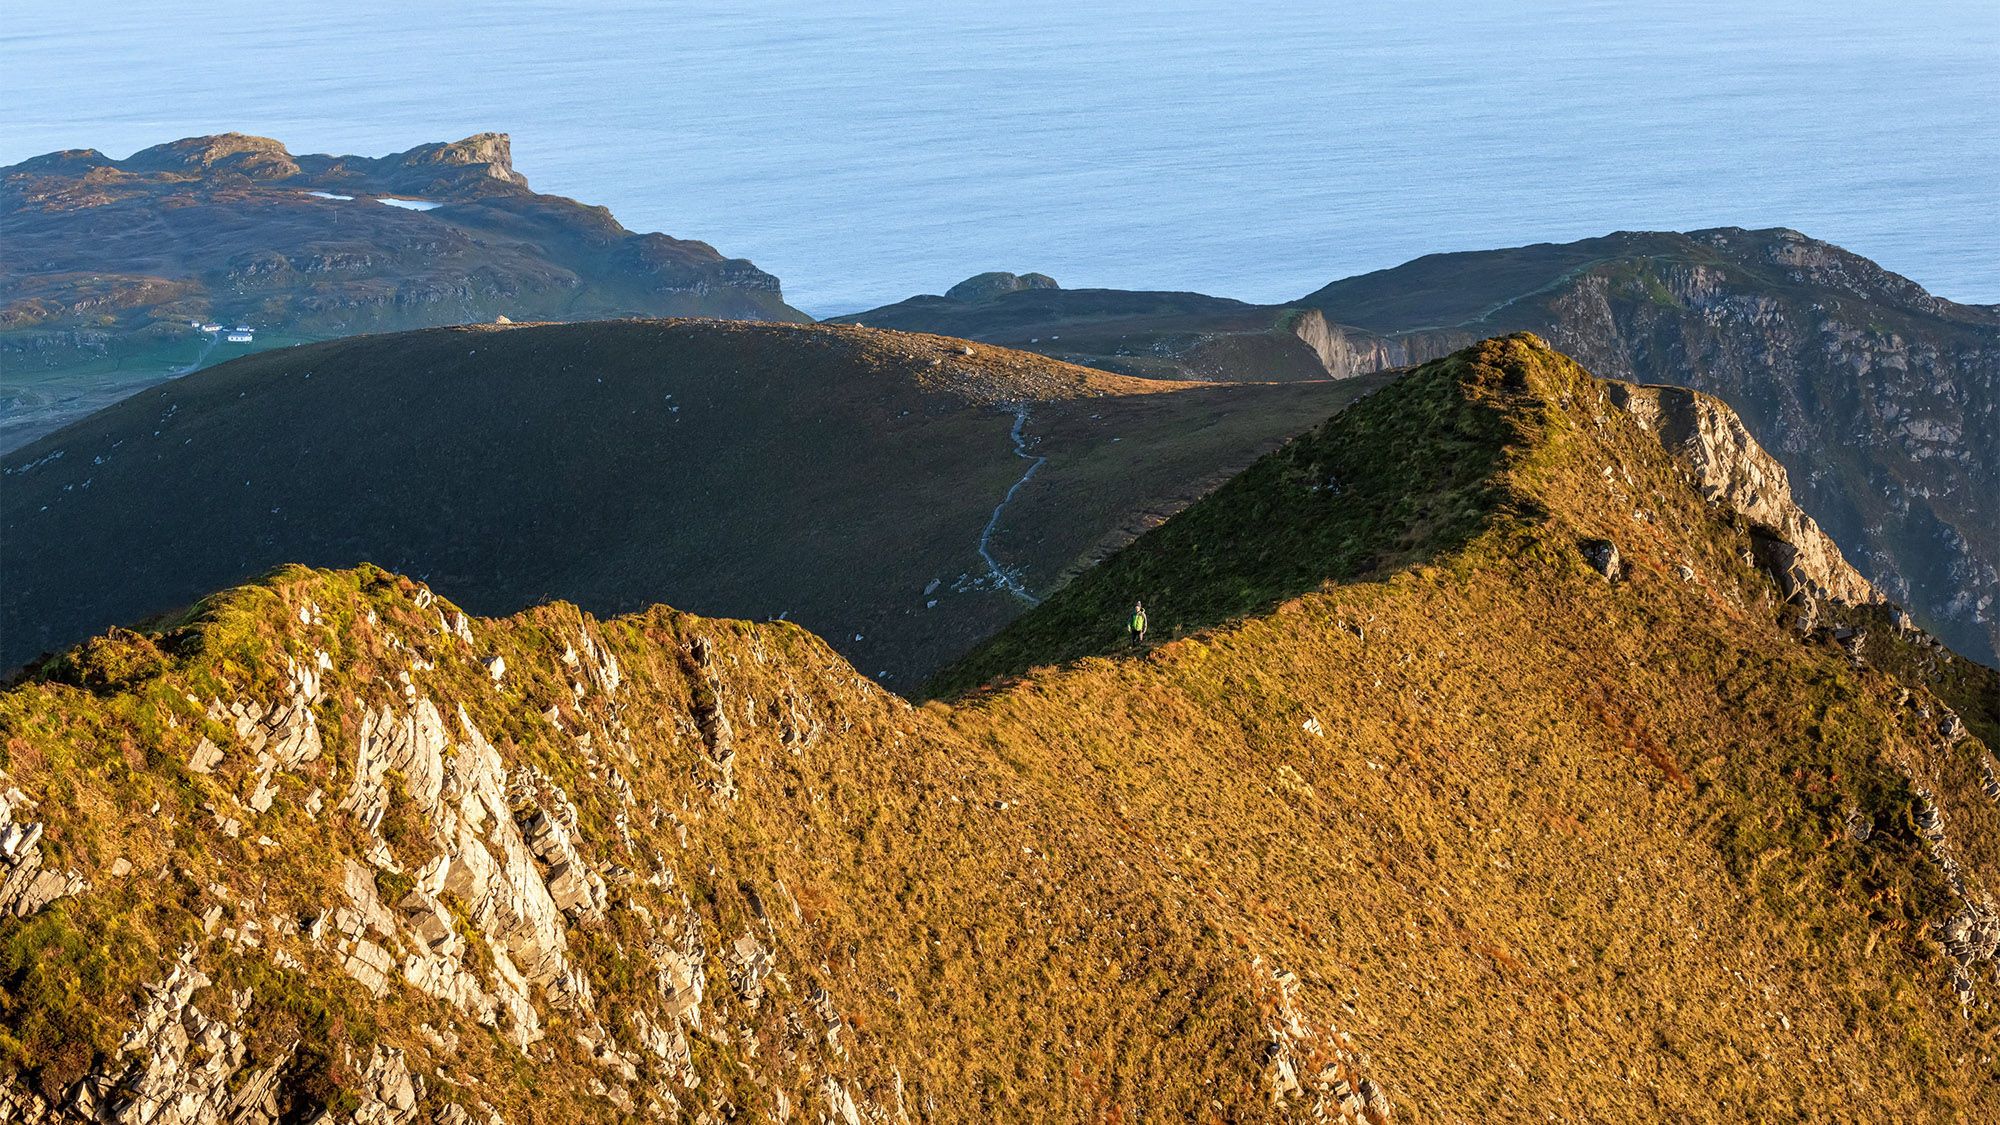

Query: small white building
[226,331,254,343]
[200,324,222,333]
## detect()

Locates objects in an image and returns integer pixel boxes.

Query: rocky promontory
[0,133,809,449]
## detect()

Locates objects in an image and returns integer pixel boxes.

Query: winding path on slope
[977,408,1047,606]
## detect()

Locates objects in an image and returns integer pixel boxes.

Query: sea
[5,0,1998,316]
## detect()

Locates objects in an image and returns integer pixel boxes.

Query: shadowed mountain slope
[1,319,1390,683]
[4,337,1997,1123]
[0,133,809,450]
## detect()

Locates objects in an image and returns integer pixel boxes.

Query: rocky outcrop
[1578,538,1622,582]
[0,776,86,917]
[121,133,302,179]
[1257,964,1394,1119]
[1535,232,1997,662]
[372,133,528,193]
[1285,309,1413,379]
[1884,690,2000,1015]
[5,937,428,1125]
[1608,381,1882,609]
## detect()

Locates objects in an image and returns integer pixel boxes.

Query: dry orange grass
[2,336,1996,1122]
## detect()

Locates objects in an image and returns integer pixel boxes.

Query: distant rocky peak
[945,270,1060,302]
[381,132,525,185]
[69,131,529,197]
[353,132,528,197]
[119,132,300,179]
[1696,226,1952,316]
[0,148,114,176]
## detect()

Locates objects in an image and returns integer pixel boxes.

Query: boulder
[1579,539,1622,581]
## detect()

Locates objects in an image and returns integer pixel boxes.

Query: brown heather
[2,336,1996,1123]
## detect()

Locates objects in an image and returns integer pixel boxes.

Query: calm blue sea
[6,0,1997,315]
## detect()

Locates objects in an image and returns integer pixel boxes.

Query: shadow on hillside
[925,344,1544,697]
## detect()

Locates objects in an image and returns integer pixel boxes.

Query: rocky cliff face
[0,133,808,450]
[1283,309,1416,380]
[1304,228,2000,667]
[1606,381,1882,611]
[6,337,1998,1122]
[0,567,1400,1125]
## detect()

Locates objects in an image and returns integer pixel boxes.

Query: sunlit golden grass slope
[3,336,1996,1124]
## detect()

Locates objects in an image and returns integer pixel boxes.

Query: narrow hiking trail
[171,334,222,377]
[978,408,1046,606]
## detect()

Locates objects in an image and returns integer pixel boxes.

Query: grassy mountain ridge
[1299,228,2000,668]
[935,333,1996,735]
[0,565,1374,1124]
[833,230,2000,669]
[4,336,1998,1122]
[2,318,1391,685]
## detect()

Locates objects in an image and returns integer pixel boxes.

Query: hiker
[1128,601,1148,647]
